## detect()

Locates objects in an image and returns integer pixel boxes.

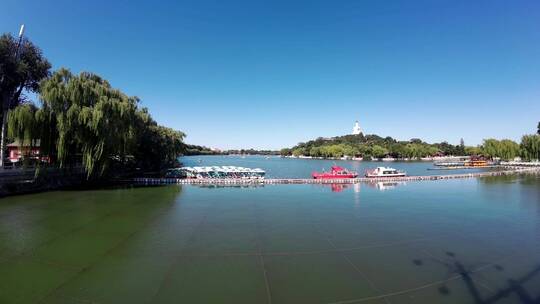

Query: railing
[132,167,540,185]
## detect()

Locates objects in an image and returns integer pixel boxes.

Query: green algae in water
[0,176,539,304]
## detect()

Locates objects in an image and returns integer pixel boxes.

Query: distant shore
[282,154,471,162]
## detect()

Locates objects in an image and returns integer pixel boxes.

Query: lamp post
[0,24,25,168]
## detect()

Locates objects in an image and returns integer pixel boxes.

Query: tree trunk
[0,109,7,168]
[0,83,25,168]
[0,91,11,168]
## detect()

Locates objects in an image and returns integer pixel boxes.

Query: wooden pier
[132,167,540,186]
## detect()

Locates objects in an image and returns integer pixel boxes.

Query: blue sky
[2,0,539,150]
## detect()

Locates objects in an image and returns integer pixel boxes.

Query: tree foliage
[0,33,51,162]
[132,108,185,171]
[482,138,520,161]
[8,68,185,178]
[281,129,540,163]
[281,134,461,159]
[37,69,140,176]
[0,33,51,111]
[7,103,39,145]
[520,135,540,161]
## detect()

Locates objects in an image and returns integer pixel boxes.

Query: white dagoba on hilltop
[352,120,362,135]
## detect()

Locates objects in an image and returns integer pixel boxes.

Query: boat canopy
[169,166,266,179]
[376,167,397,171]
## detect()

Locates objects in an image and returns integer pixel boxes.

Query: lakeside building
[7,141,41,162]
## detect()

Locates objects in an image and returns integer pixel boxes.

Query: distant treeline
[280,129,540,161]
[183,144,220,156]
[224,149,279,155]
[183,145,279,156]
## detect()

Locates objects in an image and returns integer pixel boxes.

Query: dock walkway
[133,167,540,185]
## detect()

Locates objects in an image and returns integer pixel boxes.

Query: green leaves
[481,139,521,161]
[0,34,51,102]
[39,69,139,177]
[7,68,185,178]
[520,135,540,161]
[7,103,38,146]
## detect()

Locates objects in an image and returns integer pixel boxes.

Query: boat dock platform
[133,167,540,185]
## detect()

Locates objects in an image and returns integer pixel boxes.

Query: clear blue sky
[2,0,539,150]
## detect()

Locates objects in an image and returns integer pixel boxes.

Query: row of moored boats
[312,166,406,179]
[166,165,405,180]
[166,166,266,179]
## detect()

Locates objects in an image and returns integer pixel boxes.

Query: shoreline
[133,167,540,185]
[279,155,470,162]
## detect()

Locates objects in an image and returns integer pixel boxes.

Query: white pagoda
[352,120,362,135]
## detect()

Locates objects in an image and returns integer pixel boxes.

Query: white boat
[365,167,406,178]
[167,166,265,179]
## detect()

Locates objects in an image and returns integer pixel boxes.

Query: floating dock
[133,167,540,185]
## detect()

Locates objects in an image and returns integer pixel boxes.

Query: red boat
[312,166,358,179]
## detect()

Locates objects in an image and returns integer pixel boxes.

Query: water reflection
[193,184,265,189]
[0,185,183,261]
[329,184,351,192]
[319,181,407,193]
[366,181,407,191]
[477,174,540,215]
[478,174,539,185]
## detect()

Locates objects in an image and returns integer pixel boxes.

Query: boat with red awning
[312,166,358,179]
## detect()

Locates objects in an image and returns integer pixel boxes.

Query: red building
[6,141,42,163]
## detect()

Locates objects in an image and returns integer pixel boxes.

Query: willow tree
[499,139,521,161]
[482,139,500,158]
[7,104,39,146]
[520,135,540,161]
[0,32,50,166]
[39,68,138,177]
[132,107,185,171]
[481,138,521,160]
[6,103,56,167]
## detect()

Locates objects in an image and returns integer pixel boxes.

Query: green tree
[8,69,186,177]
[132,108,185,171]
[309,146,321,157]
[371,145,388,159]
[520,134,540,161]
[358,145,372,157]
[481,138,520,160]
[7,103,39,146]
[37,69,139,176]
[426,146,439,157]
[0,32,51,166]
[498,139,520,161]
[285,133,463,160]
[342,144,358,157]
[465,146,483,156]
[280,148,291,156]
[482,139,500,158]
[458,138,465,155]
[292,148,304,157]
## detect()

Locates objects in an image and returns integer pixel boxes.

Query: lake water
[0,157,539,303]
[181,155,492,178]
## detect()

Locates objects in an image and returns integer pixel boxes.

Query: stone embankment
[0,168,86,197]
